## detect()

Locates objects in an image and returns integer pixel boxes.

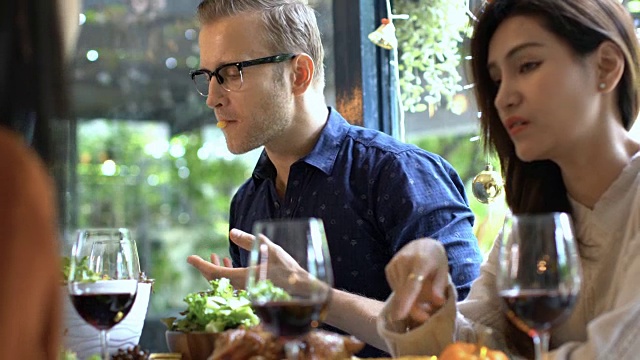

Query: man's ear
[596,40,625,92]
[290,53,314,95]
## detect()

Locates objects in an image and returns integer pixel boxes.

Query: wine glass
[246,218,334,360]
[67,228,140,360]
[496,212,582,360]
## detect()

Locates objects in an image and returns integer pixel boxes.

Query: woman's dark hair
[470,0,640,214]
[0,0,68,167]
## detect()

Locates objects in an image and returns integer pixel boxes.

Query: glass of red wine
[496,212,581,360]
[67,228,139,360]
[246,218,334,360]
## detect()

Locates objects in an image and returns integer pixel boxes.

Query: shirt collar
[252,107,350,180]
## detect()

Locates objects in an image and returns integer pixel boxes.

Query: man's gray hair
[197,0,325,88]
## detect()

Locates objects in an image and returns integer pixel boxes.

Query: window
[395,0,507,254]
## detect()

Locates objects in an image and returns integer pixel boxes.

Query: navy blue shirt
[229,108,482,357]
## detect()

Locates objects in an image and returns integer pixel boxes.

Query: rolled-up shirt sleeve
[375,150,483,300]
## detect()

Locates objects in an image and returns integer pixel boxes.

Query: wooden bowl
[165,331,218,360]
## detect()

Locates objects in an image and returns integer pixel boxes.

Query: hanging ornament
[472,164,504,204]
[368,18,397,50]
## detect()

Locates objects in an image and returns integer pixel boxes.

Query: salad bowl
[163,278,282,360]
[165,331,217,360]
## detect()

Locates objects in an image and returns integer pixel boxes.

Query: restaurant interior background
[57,0,640,351]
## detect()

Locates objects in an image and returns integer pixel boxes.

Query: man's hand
[186,228,253,289]
[187,228,308,291]
[384,238,450,326]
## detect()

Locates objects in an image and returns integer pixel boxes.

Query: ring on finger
[408,273,425,282]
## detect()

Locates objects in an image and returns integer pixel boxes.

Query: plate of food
[162,277,366,360]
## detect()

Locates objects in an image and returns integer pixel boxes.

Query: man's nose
[205,80,226,109]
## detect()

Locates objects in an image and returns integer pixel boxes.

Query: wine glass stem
[532,331,550,360]
[100,329,110,360]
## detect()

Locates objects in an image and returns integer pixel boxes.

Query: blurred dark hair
[0,0,68,166]
[470,0,640,214]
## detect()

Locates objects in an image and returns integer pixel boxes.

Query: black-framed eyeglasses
[189,53,296,96]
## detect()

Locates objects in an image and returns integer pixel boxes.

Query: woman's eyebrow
[487,41,544,70]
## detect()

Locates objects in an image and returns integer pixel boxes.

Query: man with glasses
[186,0,482,357]
[190,54,297,95]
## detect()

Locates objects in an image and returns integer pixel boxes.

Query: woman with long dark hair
[376,0,640,358]
[0,0,78,358]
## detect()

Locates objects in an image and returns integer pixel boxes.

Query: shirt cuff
[377,280,458,357]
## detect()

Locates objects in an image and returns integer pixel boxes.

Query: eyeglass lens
[193,65,243,96]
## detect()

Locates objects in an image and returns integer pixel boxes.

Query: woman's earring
[599,82,606,90]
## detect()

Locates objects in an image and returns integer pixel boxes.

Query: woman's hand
[384,238,450,326]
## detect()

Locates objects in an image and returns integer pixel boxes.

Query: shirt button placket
[274,200,281,217]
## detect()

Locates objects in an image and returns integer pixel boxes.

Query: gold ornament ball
[472,164,504,204]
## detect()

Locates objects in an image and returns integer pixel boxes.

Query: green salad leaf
[167,278,260,333]
[246,279,292,303]
[61,256,102,284]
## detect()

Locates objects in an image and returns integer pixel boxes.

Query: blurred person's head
[0,0,80,164]
[469,0,640,213]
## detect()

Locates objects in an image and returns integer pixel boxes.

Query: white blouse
[378,152,640,359]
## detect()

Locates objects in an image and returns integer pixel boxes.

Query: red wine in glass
[246,218,334,360]
[252,300,329,339]
[71,292,138,330]
[496,213,581,360]
[499,289,578,333]
[68,229,140,360]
